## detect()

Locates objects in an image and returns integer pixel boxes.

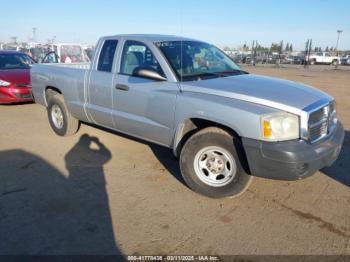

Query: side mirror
[134,68,167,81]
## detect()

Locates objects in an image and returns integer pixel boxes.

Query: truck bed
[31,63,90,118]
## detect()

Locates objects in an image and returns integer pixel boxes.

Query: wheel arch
[173,118,251,174]
[44,86,62,106]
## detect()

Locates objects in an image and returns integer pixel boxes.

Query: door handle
[115,84,130,91]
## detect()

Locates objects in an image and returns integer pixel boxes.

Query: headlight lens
[261,112,299,141]
[329,101,338,127]
[0,79,10,87]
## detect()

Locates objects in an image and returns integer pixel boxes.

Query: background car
[340,55,350,65]
[0,51,36,104]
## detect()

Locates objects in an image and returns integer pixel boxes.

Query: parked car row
[231,53,305,65]
[230,52,349,66]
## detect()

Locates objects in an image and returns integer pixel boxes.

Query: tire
[310,59,316,65]
[179,127,253,198]
[332,60,339,66]
[47,92,79,136]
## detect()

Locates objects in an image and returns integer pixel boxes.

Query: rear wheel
[332,59,339,66]
[310,59,316,65]
[47,92,79,136]
[180,127,253,198]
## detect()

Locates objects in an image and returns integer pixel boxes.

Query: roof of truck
[104,34,200,42]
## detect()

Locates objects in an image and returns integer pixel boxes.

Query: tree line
[223,42,336,53]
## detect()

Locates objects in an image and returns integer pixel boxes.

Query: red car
[0,51,36,104]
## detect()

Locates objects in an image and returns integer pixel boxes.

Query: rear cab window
[97,40,118,72]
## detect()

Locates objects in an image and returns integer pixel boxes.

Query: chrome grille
[307,101,336,142]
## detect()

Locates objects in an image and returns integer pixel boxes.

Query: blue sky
[1,0,349,50]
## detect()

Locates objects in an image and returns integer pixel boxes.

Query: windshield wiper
[214,69,249,75]
[181,72,221,81]
[181,70,249,82]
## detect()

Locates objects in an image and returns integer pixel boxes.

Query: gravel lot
[0,66,349,256]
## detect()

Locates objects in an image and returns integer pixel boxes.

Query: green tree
[325,46,329,52]
[270,43,281,52]
[241,43,249,51]
[289,44,293,52]
[285,43,290,52]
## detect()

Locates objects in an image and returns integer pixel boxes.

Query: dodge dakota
[31,35,344,198]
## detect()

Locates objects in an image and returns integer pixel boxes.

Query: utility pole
[251,40,257,66]
[32,27,37,42]
[335,30,343,56]
[304,39,312,68]
[335,30,343,69]
[308,39,312,64]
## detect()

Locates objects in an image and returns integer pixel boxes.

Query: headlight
[0,79,10,87]
[261,112,299,141]
[329,101,338,127]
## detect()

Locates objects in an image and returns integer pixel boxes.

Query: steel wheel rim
[193,146,237,187]
[51,104,64,129]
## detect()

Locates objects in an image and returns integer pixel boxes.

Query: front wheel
[47,93,80,136]
[180,127,253,198]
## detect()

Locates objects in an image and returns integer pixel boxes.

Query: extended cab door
[324,52,332,64]
[86,39,119,127]
[112,40,179,146]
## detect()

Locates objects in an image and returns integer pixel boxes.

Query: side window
[97,40,118,72]
[120,40,164,77]
[325,53,331,57]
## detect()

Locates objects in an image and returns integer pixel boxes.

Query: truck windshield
[156,41,247,81]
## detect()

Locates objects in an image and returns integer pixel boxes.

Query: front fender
[172,92,280,156]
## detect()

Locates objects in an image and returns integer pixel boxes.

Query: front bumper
[242,121,345,180]
[0,86,33,104]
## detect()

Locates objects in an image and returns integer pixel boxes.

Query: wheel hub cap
[51,105,64,129]
[194,146,237,187]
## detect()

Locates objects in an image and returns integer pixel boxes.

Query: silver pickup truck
[31,34,344,198]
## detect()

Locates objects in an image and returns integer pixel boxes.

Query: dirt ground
[0,66,349,256]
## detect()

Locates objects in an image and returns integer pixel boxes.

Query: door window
[97,40,118,72]
[120,40,164,77]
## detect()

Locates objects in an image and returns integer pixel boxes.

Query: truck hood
[181,74,332,115]
[0,69,31,85]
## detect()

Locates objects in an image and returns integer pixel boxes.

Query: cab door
[324,53,332,64]
[86,39,118,127]
[112,40,178,146]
